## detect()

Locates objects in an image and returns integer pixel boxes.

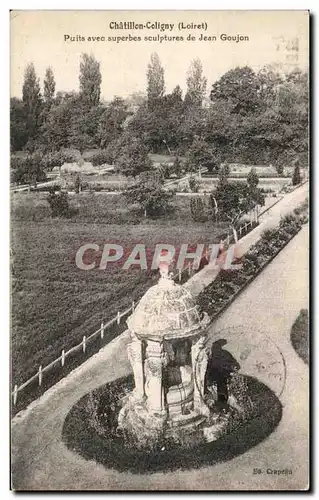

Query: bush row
[201,171,292,179]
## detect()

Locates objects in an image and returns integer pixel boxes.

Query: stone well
[117,272,213,445]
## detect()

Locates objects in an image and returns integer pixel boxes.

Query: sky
[10,10,309,101]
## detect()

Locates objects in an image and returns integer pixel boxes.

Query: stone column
[127,332,145,402]
[191,335,210,416]
[144,340,167,416]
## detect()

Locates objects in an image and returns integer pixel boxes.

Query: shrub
[123,180,174,217]
[244,252,260,268]
[74,173,82,194]
[261,228,278,242]
[190,197,207,222]
[91,150,113,167]
[280,213,301,233]
[275,164,284,176]
[47,190,71,218]
[158,163,171,180]
[172,157,183,177]
[11,153,47,186]
[188,176,200,193]
[292,163,302,186]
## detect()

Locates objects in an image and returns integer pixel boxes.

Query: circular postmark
[196,325,286,399]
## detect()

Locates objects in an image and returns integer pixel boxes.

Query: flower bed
[198,209,308,320]
[62,373,282,474]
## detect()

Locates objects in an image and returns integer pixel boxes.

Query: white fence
[11,217,258,406]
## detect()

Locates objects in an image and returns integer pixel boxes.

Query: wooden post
[61,349,65,367]
[132,300,135,312]
[188,262,191,276]
[38,365,42,387]
[226,234,230,246]
[82,336,86,353]
[100,321,104,339]
[239,226,242,237]
[178,269,182,282]
[13,384,18,406]
[117,311,121,325]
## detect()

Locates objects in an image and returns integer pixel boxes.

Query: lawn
[11,192,228,386]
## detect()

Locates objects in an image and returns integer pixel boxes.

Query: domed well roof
[127,275,209,340]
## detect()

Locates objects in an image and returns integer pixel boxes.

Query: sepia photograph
[10,9,309,491]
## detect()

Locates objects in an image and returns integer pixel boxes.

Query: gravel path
[11,223,309,491]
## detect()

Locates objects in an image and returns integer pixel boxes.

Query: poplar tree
[185,58,207,107]
[43,67,56,104]
[79,53,102,106]
[146,53,165,104]
[22,63,42,141]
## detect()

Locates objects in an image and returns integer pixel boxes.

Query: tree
[210,66,260,115]
[40,92,76,150]
[97,97,129,148]
[47,190,71,218]
[146,53,165,104]
[185,58,207,107]
[187,137,216,172]
[257,65,283,109]
[218,163,230,187]
[213,178,264,228]
[91,149,114,167]
[11,152,47,186]
[247,168,265,207]
[188,175,200,193]
[79,53,102,106]
[10,98,29,151]
[40,150,76,173]
[43,67,56,105]
[115,137,152,178]
[212,181,252,224]
[69,100,103,153]
[190,197,207,222]
[157,163,170,180]
[172,156,183,177]
[292,161,302,186]
[74,173,82,193]
[247,167,259,190]
[177,105,208,149]
[171,84,183,102]
[22,63,42,143]
[123,178,173,217]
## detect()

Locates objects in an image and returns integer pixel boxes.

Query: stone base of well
[117,391,231,450]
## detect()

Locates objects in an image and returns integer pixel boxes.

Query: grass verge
[290,309,309,364]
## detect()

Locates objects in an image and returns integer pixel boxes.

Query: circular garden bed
[62,374,282,474]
